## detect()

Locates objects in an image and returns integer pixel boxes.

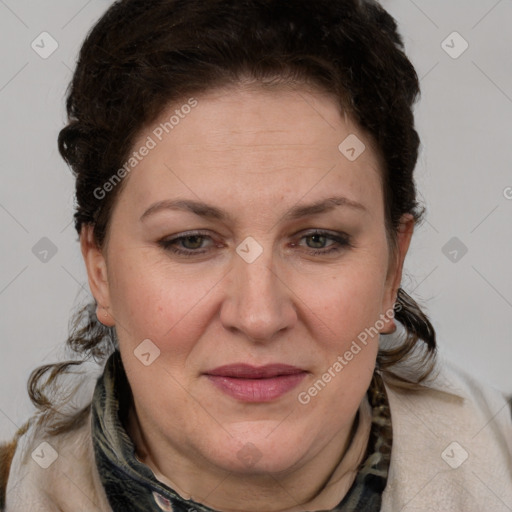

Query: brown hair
[28,0,436,435]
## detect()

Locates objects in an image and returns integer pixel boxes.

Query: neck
[126,403,370,512]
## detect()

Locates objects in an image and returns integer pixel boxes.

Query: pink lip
[205,364,307,402]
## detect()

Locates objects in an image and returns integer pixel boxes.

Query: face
[82,84,413,480]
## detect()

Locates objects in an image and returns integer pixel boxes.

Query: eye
[177,235,205,250]
[158,229,352,258]
[293,230,352,255]
[157,231,215,256]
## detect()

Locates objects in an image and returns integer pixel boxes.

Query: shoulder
[4,413,111,511]
[381,357,512,511]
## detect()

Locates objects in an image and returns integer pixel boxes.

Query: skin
[81,83,414,512]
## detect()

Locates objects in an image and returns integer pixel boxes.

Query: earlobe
[80,225,115,327]
[381,214,415,333]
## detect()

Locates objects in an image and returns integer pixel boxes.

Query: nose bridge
[240,253,277,303]
[223,240,294,341]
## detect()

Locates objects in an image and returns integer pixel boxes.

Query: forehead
[117,85,384,220]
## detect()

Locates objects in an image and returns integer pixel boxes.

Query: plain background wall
[1,0,511,441]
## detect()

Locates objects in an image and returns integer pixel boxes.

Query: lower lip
[206,373,307,402]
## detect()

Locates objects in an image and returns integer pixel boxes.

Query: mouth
[204,364,307,402]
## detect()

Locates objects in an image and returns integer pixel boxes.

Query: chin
[225,451,304,476]
[206,430,307,475]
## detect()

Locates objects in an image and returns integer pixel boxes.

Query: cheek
[294,256,388,339]
[107,251,222,354]
[295,265,383,407]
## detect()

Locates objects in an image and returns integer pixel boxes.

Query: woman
[2,0,511,510]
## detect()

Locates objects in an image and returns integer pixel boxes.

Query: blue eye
[158,230,352,258]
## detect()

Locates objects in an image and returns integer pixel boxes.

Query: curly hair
[27,0,436,435]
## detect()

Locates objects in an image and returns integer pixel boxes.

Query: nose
[220,247,297,343]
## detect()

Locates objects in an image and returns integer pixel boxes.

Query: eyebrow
[140,195,367,223]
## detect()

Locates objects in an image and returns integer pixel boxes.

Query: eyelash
[158,230,352,257]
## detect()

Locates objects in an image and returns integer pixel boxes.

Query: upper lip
[205,364,305,379]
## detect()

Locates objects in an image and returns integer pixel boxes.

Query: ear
[80,224,115,327]
[380,213,415,333]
